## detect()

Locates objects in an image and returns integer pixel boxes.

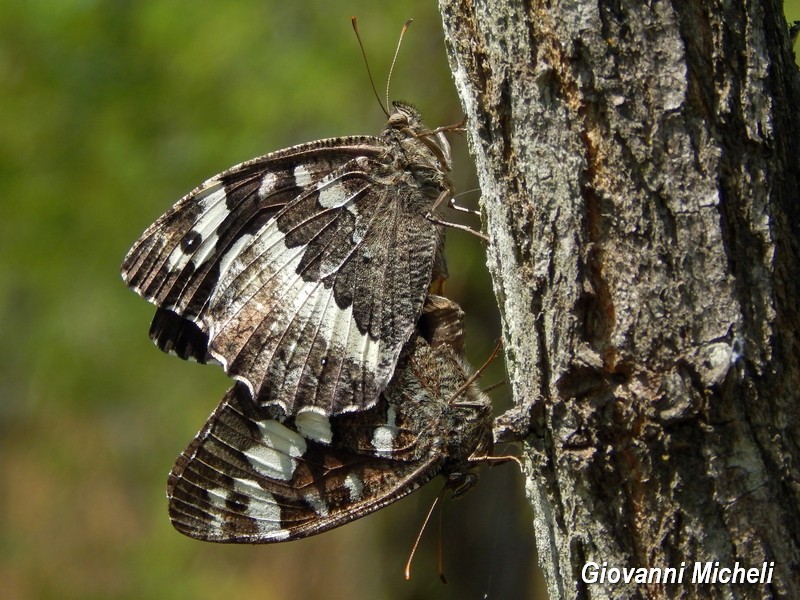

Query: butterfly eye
[388,111,409,128]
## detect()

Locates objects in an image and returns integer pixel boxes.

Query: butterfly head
[386,101,424,130]
[384,101,453,172]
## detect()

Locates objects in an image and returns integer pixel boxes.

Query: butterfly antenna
[437,491,448,584]
[448,339,503,403]
[480,378,508,395]
[405,488,445,581]
[386,19,413,113]
[351,17,389,118]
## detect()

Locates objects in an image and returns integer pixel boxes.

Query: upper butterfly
[121,102,453,416]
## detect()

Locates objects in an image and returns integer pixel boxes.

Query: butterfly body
[166,295,493,543]
[122,103,453,416]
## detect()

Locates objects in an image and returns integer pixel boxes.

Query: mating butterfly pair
[121,102,495,542]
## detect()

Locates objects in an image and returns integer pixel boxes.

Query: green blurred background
[3,2,800,599]
[0,1,537,599]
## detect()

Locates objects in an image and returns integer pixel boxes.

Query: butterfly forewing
[123,139,378,361]
[167,295,494,543]
[122,104,452,415]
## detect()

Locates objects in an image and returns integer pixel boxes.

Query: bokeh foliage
[0,2,534,599]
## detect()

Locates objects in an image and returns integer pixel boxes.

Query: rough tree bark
[438,0,800,598]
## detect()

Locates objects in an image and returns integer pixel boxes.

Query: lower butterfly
[167,295,494,542]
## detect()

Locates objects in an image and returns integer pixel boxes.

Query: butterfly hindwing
[167,383,439,542]
[167,296,494,543]
[122,105,451,416]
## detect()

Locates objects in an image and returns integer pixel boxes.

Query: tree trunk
[438,0,800,598]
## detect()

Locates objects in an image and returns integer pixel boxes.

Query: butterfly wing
[122,137,445,415]
[166,296,494,543]
[167,383,443,542]
[123,138,380,362]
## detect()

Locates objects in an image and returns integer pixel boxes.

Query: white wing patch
[245,419,307,481]
[218,233,254,278]
[295,410,333,445]
[203,486,232,536]
[204,480,289,540]
[210,219,302,321]
[233,479,290,540]
[371,406,399,457]
[258,172,279,199]
[292,164,314,188]
[317,179,353,209]
[344,473,364,502]
[304,490,330,517]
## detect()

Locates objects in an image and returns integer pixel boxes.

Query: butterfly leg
[424,117,467,136]
[447,196,481,217]
[449,339,503,404]
[427,190,488,241]
[425,213,489,242]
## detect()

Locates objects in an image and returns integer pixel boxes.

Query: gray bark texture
[438,0,800,598]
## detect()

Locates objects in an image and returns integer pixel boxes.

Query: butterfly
[166,294,494,542]
[121,102,454,417]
